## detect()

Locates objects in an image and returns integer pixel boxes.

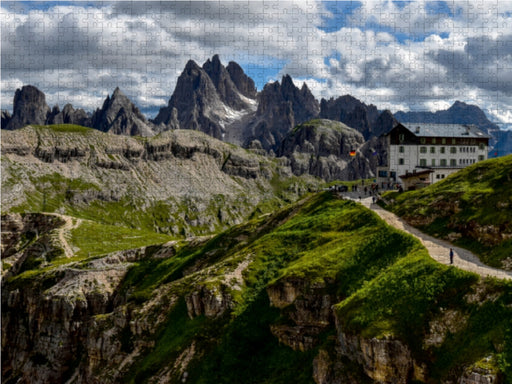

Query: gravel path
[343,193,512,280]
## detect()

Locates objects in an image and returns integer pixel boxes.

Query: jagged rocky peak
[226,60,257,99]
[153,58,224,136]
[202,54,251,110]
[154,55,258,141]
[248,74,320,152]
[375,109,398,136]
[92,87,154,136]
[5,85,50,130]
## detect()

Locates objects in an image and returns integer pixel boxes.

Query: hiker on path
[450,248,454,264]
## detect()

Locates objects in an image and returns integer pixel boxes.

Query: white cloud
[1,0,511,126]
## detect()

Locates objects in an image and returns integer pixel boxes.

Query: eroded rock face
[267,277,337,352]
[185,285,234,318]
[278,119,372,181]
[5,85,51,130]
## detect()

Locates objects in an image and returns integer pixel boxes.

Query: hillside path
[344,194,512,280]
[45,213,82,258]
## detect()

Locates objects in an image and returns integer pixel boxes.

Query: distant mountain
[492,130,512,157]
[153,55,257,141]
[47,104,91,127]
[394,101,499,134]
[245,75,320,152]
[91,87,154,136]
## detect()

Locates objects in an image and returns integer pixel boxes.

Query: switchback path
[344,194,512,280]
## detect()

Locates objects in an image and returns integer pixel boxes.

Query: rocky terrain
[278,119,375,181]
[1,124,318,237]
[2,192,510,383]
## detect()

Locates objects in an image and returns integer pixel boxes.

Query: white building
[377,123,490,190]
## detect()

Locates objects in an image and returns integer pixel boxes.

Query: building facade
[378,123,489,190]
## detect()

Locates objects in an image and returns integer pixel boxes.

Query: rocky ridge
[1,125,317,236]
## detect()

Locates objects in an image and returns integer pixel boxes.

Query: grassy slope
[382,154,512,268]
[118,192,511,383]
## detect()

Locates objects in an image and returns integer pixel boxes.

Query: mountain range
[2,55,511,163]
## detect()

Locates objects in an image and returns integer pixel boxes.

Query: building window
[436,174,440,179]
[420,159,426,167]
[452,138,456,144]
[432,138,436,144]
[431,159,436,166]
[420,146,427,153]
[478,155,484,161]
[430,147,436,153]
[479,143,485,150]
[440,147,445,154]
[378,170,388,177]
[441,174,445,178]
[450,159,457,166]
[450,147,457,153]
[420,138,426,144]
[440,159,447,166]
[399,158,404,165]
[442,138,446,144]
[399,134,405,142]
[399,146,404,153]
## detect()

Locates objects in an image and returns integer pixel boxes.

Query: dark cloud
[431,34,512,94]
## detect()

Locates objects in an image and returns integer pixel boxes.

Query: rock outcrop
[5,85,51,130]
[91,87,154,136]
[278,119,372,181]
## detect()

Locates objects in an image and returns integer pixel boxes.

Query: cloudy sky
[1,1,512,128]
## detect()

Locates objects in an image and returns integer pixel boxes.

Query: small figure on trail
[449,248,454,264]
[372,196,376,203]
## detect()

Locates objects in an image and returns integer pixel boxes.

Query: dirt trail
[46,213,82,258]
[344,194,512,280]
